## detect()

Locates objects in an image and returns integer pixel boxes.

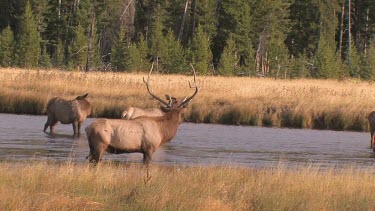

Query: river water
[0,113,373,169]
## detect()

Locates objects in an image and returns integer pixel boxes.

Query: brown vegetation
[0,68,374,131]
[1,161,375,210]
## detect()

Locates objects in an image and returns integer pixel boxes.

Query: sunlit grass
[1,161,375,210]
[0,67,374,131]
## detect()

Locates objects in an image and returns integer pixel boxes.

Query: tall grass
[0,68,374,131]
[1,161,375,210]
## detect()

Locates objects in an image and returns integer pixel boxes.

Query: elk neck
[157,109,182,144]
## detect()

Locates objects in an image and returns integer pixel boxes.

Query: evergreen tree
[218,0,253,71]
[0,26,14,67]
[69,24,87,71]
[111,25,127,71]
[164,29,186,73]
[314,36,338,78]
[16,0,41,68]
[39,45,52,68]
[124,43,142,72]
[368,39,375,80]
[347,38,362,78]
[53,39,64,68]
[137,34,150,71]
[219,35,238,76]
[191,25,213,74]
[149,10,167,71]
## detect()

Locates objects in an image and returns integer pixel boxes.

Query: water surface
[0,113,373,168]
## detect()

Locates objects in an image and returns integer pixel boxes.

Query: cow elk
[368,111,375,151]
[85,64,198,164]
[44,93,91,136]
[121,95,178,119]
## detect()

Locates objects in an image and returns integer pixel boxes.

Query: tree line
[0,0,374,79]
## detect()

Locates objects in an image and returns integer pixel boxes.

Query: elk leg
[371,131,374,148]
[49,120,58,134]
[72,121,79,135]
[78,122,82,134]
[43,115,53,133]
[143,150,153,164]
[90,142,108,163]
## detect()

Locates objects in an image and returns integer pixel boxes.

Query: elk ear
[76,93,89,100]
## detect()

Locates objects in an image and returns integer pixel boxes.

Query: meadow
[0,67,373,131]
[1,161,375,210]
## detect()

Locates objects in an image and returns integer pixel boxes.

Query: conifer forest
[0,0,374,79]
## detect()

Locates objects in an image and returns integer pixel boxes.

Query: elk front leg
[143,150,153,164]
[72,121,79,135]
[371,131,374,148]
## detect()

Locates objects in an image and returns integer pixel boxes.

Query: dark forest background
[0,0,374,79]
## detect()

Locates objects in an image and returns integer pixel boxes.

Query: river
[0,113,373,169]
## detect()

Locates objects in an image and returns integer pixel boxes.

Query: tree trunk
[191,0,197,38]
[178,0,189,41]
[347,0,351,66]
[58,0,61,19]
[339,2,345,60]
[86,5,95,71]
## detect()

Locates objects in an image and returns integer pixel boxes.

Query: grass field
[0,67,374,131]
[1,161,375,210]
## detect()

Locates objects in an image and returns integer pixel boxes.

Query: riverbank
[1,160,375,210]
[0,68,373,131]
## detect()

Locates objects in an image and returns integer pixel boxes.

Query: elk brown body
[85,64,198,164]
[368,111,375,151]
[121,107,165,119]
[44,93,91,135]
[121,95,177,119]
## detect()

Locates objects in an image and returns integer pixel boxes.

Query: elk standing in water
[85,64,198,164]
[121,95,177,119]
[368,111,375,151]
[44,93,91,136]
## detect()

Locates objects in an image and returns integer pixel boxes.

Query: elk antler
[179,64,199,108]
[143,62,170,107]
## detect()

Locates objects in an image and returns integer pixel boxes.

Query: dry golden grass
[1,67,374,131]
[1,161,375,210]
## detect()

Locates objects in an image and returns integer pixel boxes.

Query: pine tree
[39,45,52,68]
[16,0,41,68]
[111,25,127,71]
[149,11,167,71]
[314,36,338,78]
[347,38,362,78]
[368,39,375,80]
[0,26,14,67]
[219,35,238,76]
[137,34,149,71]
[53,39,64,68]
[191,25,213,74]
[69,24,87,71]
[164,29,186,73]
[124,43,142,72]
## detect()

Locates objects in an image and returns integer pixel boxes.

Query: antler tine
[179,64,199,107]
[143,62,170,107]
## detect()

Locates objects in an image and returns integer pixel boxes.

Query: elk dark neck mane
[157,109,181,144]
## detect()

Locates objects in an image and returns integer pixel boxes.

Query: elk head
[143,63,198,124]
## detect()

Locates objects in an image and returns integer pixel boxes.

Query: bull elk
[44,93,91,136]
[368,111,375,151]
[85,64,198,164]
[121,95,179,119]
